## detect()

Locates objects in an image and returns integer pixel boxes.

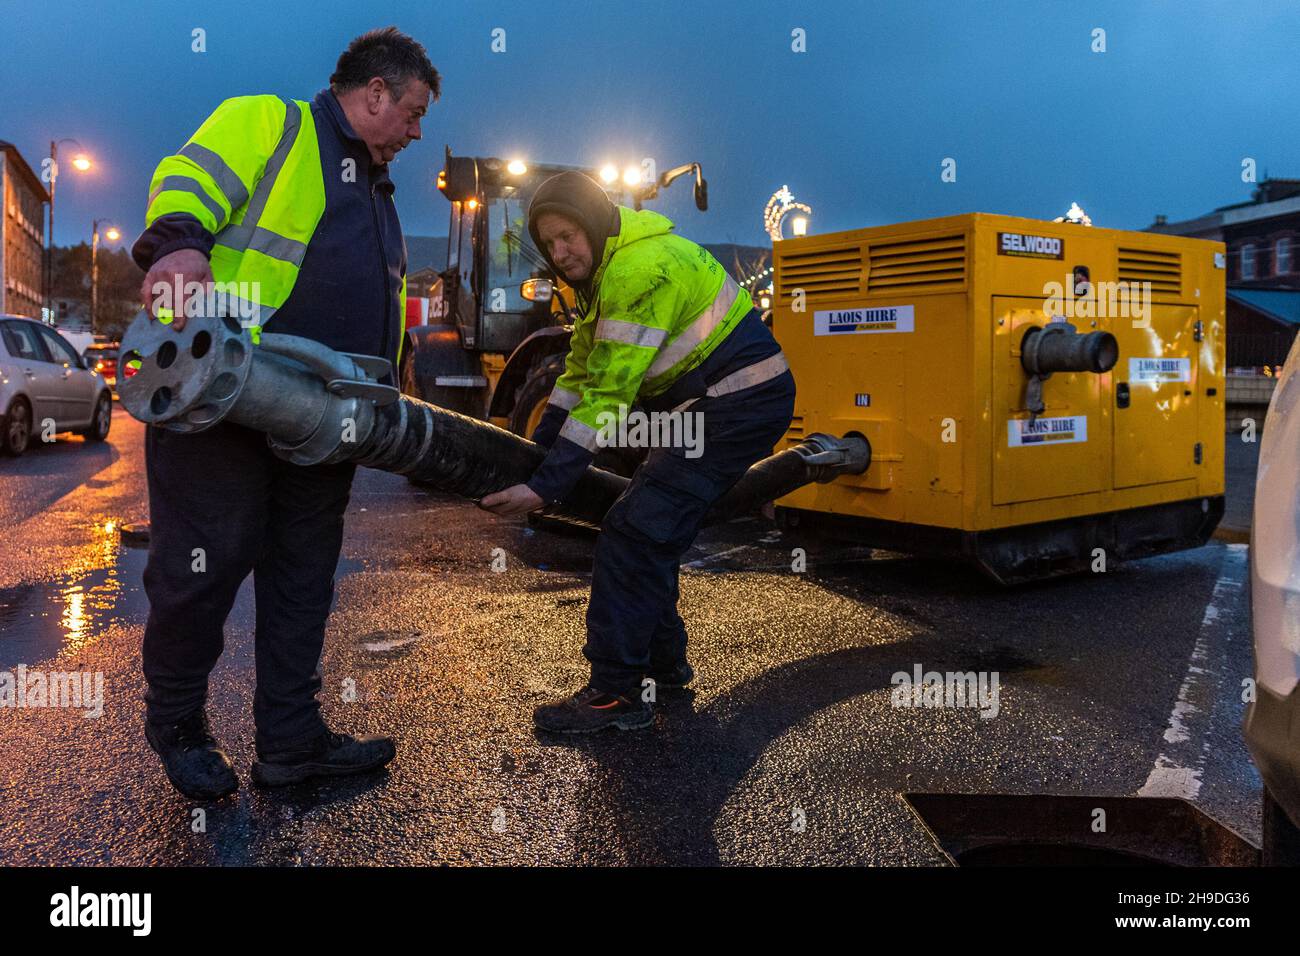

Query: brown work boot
[533,685,654,733]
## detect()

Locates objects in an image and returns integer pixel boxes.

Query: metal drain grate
[903,793,1259,866]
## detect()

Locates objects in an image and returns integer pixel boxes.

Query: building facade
[1149,178,1300,367]
[0,141,49,318]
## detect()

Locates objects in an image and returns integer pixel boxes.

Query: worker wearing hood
[482,170,795,733]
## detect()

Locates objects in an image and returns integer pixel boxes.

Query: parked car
[56,327,95,357]
[1246,334,1300,865]
[0,315,113,456]
[82,342,120,396]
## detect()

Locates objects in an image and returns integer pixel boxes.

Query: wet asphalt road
[0,409,1261,865]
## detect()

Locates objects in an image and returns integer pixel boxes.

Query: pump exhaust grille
[776,244,864,301]
[1118,247,1181,296]
[866,234,966,294]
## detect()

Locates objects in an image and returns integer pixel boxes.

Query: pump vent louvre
[776,245,864,301]
[1118,248,1181,296]
[866,234,966,295]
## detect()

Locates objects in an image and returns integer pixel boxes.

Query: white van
[1246,334,1300,864]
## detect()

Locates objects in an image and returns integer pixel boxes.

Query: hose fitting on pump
[1019,321,1119,423]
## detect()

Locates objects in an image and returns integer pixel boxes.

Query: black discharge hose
[703,442,854,526]
[349,395,627,527]
[348,394,870,531]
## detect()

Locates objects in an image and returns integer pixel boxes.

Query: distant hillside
[404,236,769,280]
[702,243,772,280]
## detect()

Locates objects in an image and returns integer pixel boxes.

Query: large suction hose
[118,311,870,527]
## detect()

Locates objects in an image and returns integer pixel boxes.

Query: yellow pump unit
[771,213,1225,584]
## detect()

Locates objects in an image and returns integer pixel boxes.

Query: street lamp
[46,138,94,323]
[91,219,120,335]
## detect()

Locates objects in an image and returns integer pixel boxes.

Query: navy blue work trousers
[584,369,796,695]
[141,421,355,753]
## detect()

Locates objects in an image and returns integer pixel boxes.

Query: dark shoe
[533,686,654,734]
[647,661,695,690]
[250,730,396,787]
[144,711,239,801]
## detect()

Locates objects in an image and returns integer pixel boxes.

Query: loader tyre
[400,348,419,399]
[509,354,565,439]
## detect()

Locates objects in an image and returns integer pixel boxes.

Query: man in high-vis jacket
[481,172,795,733]
[131,28,439,799]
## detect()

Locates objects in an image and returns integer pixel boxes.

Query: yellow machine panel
[771,213,1225,583]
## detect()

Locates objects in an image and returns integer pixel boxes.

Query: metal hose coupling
[118,309,398,465]
[790,432,872,482]
[702,432,871,526]
[1019,320,1119,422]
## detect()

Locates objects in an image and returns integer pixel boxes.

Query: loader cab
[438,151,608,354]
[436,148,710,357]
[408,147,709,434]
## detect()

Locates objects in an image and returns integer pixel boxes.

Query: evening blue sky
[1,0,1295,251]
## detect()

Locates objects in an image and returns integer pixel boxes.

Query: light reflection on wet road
[0,408,1262,865]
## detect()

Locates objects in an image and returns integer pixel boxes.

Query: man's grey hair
[330,26,441,101]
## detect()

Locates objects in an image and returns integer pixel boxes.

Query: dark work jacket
[527,306,783,503]
[132,89,407,371]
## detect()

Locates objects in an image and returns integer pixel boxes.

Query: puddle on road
[0,522,151,669]
[0,541,368,671]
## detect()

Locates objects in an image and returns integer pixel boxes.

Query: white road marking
[1137,545,1248,800]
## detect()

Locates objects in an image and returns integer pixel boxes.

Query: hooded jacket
[526,170,621,301]
[524,189,755,505]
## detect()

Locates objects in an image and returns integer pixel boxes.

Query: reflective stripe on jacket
[141,92,407,363]
[525,207,763,504]
[545,206,751,453]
